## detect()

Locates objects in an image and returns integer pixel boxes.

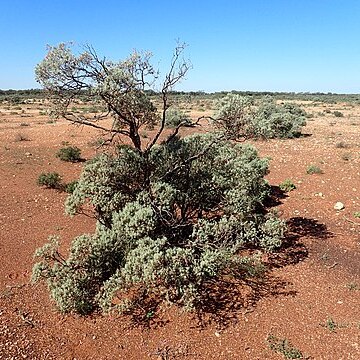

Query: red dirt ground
[0,102,359,359]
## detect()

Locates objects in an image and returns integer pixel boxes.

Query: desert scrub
[333,110,344,117]
[267,335,303,359]
[65,180,78,194]
[341,153,351,161]
[165,107,192,128]
[33,43,287,316]
[37,172,62,189]
[324,317,338,332]
[56,146,81,162]
[306,164,323,175]
[215,94,307,140]
[14,133,29,142]
[335,141,350,149]
[33,135,286,314]
[279,179,296,192]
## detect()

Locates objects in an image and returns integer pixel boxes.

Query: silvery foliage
[165,107,192,128]
[33,134,285,314]
[215,94,306,140]
[35,43,159,150]
[33,45,286,315]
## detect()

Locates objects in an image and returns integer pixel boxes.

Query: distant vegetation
[2,88,360,105]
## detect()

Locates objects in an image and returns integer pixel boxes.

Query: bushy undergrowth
[37,172,62,189]
[279,179,296,192]
[215,94,307,140]
[165,107,192,128]
[65,180,78,194]
[56,146,82,162]
[306,164,323,175]
[32,134,285,314]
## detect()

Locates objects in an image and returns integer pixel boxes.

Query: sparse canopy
[35,42,191,151]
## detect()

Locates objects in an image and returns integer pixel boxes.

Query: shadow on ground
[265,185,288,208]
[194,216,333,328]
[105,216,334,330]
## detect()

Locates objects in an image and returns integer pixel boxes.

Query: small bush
[354,211,360,218]
[267,335,303,359]
[215,94,307,140]
[279,179,296,192]
[165,107,192,128]
[33,135,286,315]
[324,318,337,332]
[306,164,323,175]
[333,111,344,117]
[56,146,81,162]
[37,172,62,189]
[65,180,78,194]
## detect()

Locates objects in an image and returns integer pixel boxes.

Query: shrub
[252,98,307,139]
[335,141,349,148]
[33,134,285,314]
[33,44,287,316]
[306,164,323,175]
[65,180,78,194]
[333,111,344,117]
[56,146,81,162]
[279,179,296,192]
[214,94,254,139]
[215,94,307,140]
[267,335,303,359]
[37,172,62,189]
[324,318,337,332]
[165,107,192,128]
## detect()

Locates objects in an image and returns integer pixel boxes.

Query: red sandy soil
[0,102,359,359]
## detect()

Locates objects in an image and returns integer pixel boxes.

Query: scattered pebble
[334,202,345,210]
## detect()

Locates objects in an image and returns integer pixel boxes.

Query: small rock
[25,152,32,156]
[334,202,345,210]
[215,331,220,337]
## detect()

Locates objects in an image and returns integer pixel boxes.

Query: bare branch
[145,43,191,152]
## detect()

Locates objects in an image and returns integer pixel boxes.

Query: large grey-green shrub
[215,94,306,140]
[33,134,285,313]
[33,44,286,315]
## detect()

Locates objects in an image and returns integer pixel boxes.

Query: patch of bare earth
[0,102,359,359]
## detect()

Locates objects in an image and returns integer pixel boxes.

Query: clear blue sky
[1,0,360,93]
